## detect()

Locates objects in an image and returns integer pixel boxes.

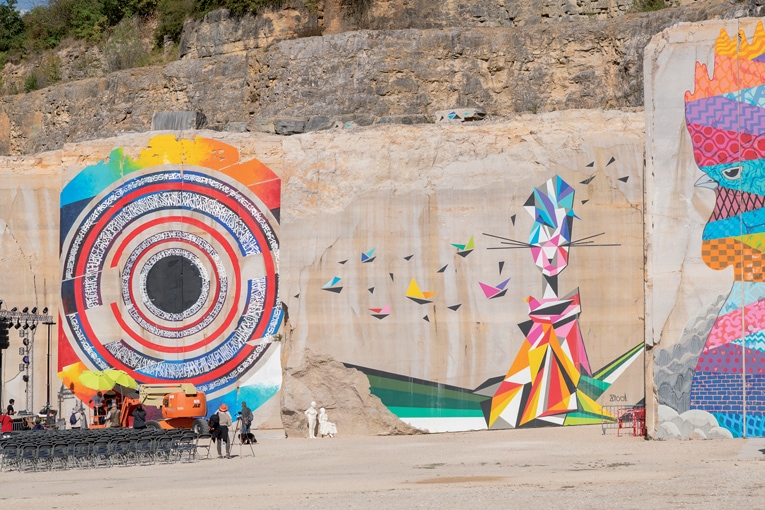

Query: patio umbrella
[78,370,117,391]
[104,369,138,390]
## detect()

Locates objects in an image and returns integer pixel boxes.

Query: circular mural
[59,136,282,398]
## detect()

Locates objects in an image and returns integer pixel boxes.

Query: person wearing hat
[213,404,233,458]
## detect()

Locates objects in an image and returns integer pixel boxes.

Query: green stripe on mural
[578,375,610,400]
[366,374,487,403]
[563,411,610,426]
[387,406,486,418]
[370,387,487,411]
[592,343,643,380]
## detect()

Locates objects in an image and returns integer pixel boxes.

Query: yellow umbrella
[78,370,117,391]
[104,369,138,390]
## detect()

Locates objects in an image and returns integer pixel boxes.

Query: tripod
[232,416,255,458]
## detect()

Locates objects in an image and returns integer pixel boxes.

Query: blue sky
[11,0,43,13]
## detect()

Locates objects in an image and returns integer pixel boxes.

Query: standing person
[304,401,318,438]
[240,402,254,444]
[89,392,105,425]
[7,398,15,415]
[105,402,121,428]
[213,404,233,458]
[132,404,147,429]
[0,408,12,433]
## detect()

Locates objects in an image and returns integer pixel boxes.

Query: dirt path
[3,425,765,509]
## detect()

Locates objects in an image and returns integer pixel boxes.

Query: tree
[0,0,24,52]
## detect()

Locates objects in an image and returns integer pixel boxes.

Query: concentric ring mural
[58,135,282,407]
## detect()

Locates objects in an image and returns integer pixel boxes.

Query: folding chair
[195,433,213,460]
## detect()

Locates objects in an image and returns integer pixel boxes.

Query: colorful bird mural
[684,22,765,437]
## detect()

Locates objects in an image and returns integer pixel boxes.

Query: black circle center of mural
[146,256,203,315]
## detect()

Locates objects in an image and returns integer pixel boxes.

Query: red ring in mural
[123,247,221,346]
[112,216,237,334]
[117,238,240,354]
[71,181,276,385]
[124,236,224,333]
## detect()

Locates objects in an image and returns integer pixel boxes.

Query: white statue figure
[318,408,337,438]
[304,401,318,438]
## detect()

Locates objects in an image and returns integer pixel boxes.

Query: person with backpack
[210,404,233,458]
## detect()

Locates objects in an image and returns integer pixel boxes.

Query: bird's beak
[695,174,718,189]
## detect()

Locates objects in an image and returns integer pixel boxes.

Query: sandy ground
[3,425,765,509]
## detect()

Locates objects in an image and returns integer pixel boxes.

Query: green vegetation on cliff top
[0,0,285,58]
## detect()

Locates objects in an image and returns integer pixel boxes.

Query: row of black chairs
[0,428,213,472]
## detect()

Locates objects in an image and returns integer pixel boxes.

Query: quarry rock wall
[0,109,646,433]
[0,1,755,157]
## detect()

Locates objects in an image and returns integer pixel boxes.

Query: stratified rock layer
[0,1,756,156]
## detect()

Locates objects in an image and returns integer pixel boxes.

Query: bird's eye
[722,166,742,180]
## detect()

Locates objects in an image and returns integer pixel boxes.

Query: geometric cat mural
[346,175,642,432]
[58,135,282,414]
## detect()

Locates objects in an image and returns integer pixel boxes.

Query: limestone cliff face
[0,1,752,157]
[180,0,713,57]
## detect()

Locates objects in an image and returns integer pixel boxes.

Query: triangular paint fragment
[406,278,435,304]
[361,248,376,263]
[369,304,390,317]
[580,176,595,185]
[404,255,413,261]
[294,293,300,299]
[322,277,341,288]
[618,176,629,183]
[581,199,589,205]
[423,315,430,322]
[510,214,516,225]
[368,287,375,294]
[586,161,594,168]
[389,273,394,282]
[447,304,461,311]
[437,265,448,273]
[499,261,505,274]
[607,156,615,166]
[338,260,348,265]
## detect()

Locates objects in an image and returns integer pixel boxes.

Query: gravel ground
[2,425,764,509]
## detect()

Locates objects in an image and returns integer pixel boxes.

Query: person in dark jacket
[133,404,147,429]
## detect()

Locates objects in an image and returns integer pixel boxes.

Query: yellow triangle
[489,386,521,426]
[528,343,548,382]
[576,390,604,415]
[406,279,424,299]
